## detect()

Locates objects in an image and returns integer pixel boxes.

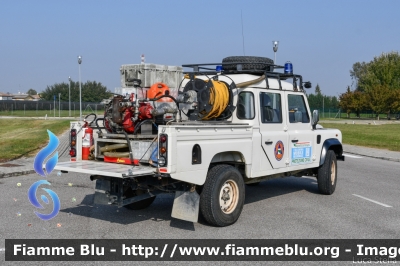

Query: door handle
[265,141,273,145]
[291,139,298,143]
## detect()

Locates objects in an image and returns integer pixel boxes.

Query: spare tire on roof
[222,56,274,71]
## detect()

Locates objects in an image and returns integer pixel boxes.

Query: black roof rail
[182,62,305,92]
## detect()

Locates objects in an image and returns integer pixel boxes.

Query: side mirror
[312,110,319,129]
[304,81,312,89]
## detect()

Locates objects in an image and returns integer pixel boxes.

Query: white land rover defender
[55,56,345,227]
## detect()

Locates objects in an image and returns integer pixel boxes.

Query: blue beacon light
[284,61,293,74]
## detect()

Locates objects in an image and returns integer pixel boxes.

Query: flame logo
[33,130,59,177]
[28,180,60,220]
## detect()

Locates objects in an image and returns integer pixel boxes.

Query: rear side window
[260,92,282,123]
[236,92,255,120]
[287,94,310,123]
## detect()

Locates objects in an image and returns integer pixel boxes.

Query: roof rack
[182,62,306,91]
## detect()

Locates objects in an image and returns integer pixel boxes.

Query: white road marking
[0,248,5,252]
[353,194,392,208]
[343,153,363,159]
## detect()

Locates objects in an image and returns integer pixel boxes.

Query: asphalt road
[1,155,399,265]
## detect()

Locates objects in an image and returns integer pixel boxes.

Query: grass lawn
[320,123,400,152]
[0,119,71,162]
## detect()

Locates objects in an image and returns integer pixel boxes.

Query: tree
[313,84,323,110]
[339,86,353,118]
[307,93,317,110]
[315,84,321,95]
[27,88,37,95]
[361,52,400,92]
[339,86,368,118]
[351,90,367,118]
[331,96,339,109]
[306,83,339,111]
[347,51,400,118]
[366,85,400,119]
[40,80,112,102]
[350,61,368,91]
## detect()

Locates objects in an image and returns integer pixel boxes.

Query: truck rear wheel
[317,150,337,195]
[200,164,245,227]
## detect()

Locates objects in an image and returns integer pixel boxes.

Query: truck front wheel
[200,164,245,227]
[317,150,337,195]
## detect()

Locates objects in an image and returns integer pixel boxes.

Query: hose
[150,95,182,122]
[133,119,153,135]
[122,131,134,163]
[95,117,105,134]
[103,152,130,158]
[99,143,128,152]
[236,74,265,88]
[201,80,229,120]
[84,113,97,127]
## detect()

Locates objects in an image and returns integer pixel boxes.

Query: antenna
[241,10,245,56]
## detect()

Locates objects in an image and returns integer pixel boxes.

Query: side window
[236,92,255,120]
[287,94,310,123]
[260,92,282,123]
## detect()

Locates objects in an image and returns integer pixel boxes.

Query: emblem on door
[274,141,284,161]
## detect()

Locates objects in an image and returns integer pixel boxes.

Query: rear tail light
[70,129,77,158]
[69,148,76,157]
[160,147,167,154]
[158,134,168,167]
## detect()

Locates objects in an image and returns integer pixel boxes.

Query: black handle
[265,141,273,145]
[291,139,298,143]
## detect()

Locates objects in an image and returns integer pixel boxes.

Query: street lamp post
[68,76,71,117]
[59,93,61,118]
[78,56,82,121]
[272,41,279,65]
[53,95,55,118]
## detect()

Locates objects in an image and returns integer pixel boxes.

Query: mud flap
[94,179,112,205]
[171,190,200,223]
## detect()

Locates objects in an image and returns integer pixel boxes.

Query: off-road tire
[200,164,245,227]
[222,56,274,71]
[317,150,337,195]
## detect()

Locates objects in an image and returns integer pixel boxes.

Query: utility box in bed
[117,64,183,98]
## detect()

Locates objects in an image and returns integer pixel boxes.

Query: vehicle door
[285,92,314,167]
[259,90,288,169]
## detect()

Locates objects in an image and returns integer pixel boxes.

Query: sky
[0,0,399,97]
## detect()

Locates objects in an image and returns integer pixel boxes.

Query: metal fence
[0,100,104,112]
[308,107,395,120]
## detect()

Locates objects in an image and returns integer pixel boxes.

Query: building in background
[0,92,13,100]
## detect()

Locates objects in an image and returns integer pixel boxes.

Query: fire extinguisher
[82,126,93,160]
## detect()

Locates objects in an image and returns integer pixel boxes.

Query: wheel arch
[208,151,248,181]
[210,151,246,164]
[319,138,343,166]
